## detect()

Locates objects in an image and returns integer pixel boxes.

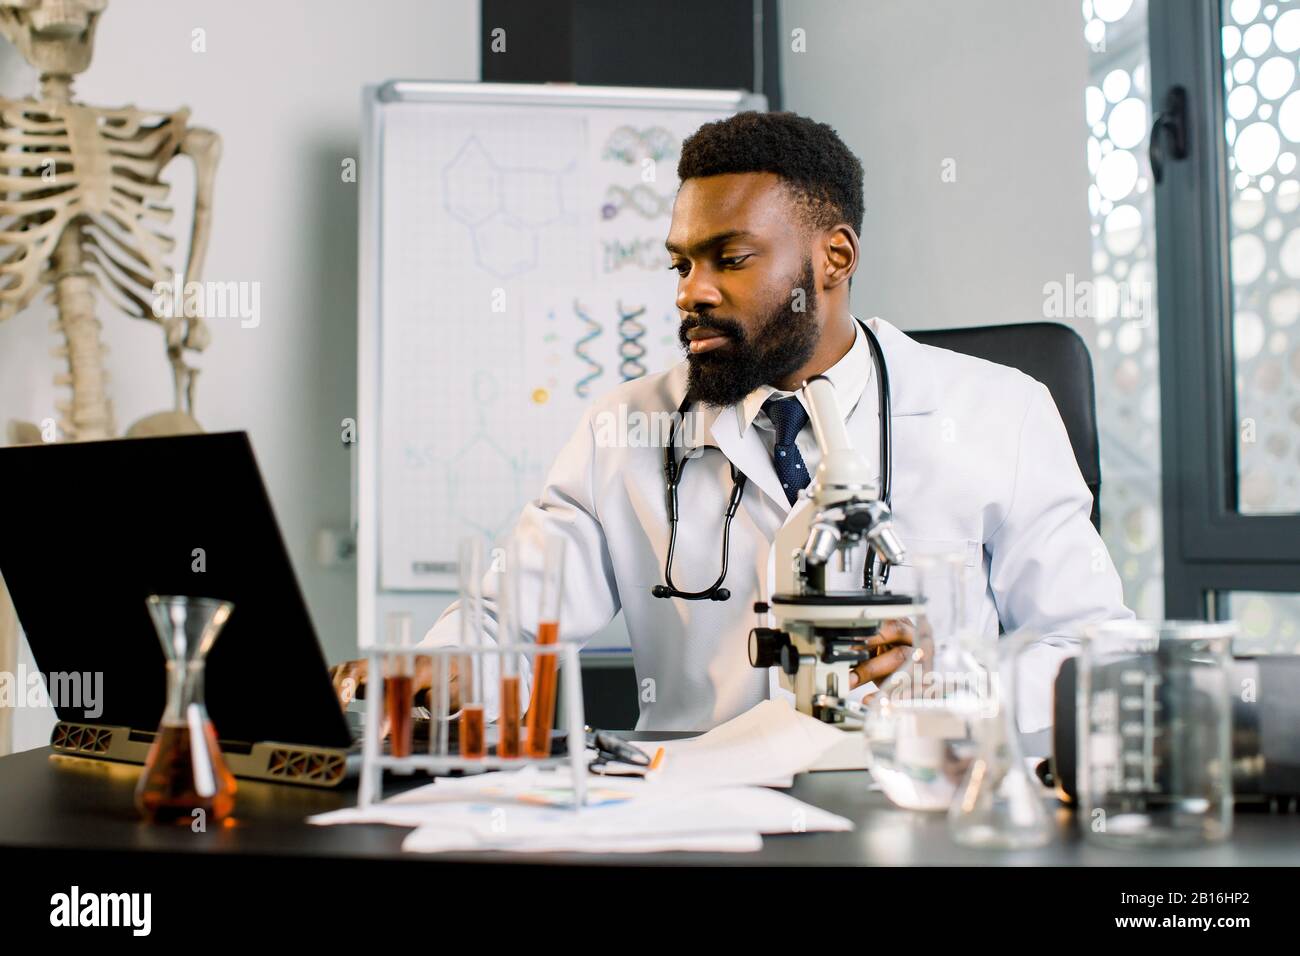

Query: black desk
[1,744,1296,866]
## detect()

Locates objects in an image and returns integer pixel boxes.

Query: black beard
[679,257,820,408]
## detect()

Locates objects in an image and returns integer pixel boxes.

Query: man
[332,110,1133,733]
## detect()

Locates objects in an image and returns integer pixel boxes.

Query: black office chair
[907,322,1102,532]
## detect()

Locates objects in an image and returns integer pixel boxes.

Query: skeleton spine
[52,224,114,440]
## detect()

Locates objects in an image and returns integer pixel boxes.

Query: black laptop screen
[0,431,353,749]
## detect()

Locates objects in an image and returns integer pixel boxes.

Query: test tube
[525,534,566,759]
[427,642,451,759]
[458,536,487,759]
[497,539,523,759]
[383,611,414,759]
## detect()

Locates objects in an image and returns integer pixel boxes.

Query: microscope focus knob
[748,627,789,668]
[779,644,800,676]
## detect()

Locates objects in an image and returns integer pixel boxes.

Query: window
[1149,0,1300,631]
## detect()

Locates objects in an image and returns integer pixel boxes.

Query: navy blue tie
[764,396,811,505]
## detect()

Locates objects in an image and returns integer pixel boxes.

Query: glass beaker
[948,630,1054,849]
[1078,620,1235,847]
[135,595,238,825]
[863,552,987,811]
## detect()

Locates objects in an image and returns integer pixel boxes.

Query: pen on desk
[588,744,664,777]
[584,725,651,766]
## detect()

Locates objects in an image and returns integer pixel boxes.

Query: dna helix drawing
[600,183,674,220]
[616,301,648,381]
[600,125,677,165]
[572,298,604,398]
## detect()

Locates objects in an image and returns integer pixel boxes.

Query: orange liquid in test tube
[385,673,414,757]
[499,675,521,758]
[461,704,486,759]
[525,620,560,758]
[458,537,487,761]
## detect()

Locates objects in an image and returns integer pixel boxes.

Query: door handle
[1150,85,1190,185]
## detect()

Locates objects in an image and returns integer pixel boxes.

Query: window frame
[1148,0,1300,617]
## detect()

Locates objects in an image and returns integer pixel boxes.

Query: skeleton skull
[0,0,106,77]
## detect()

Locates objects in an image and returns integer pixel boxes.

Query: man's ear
[822,224,858,291]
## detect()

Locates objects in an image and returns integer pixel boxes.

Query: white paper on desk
[306,700,854,851]
[310,778,849,831]
[309,780,851,855]
[309,698,851,828]
[403,826,763,854]
[809,731,872,772]
[633,698,848,790]
[388,785,849,854]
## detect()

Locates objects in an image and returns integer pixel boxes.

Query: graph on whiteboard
[377,101,730,589]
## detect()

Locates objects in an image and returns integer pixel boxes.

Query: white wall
[779,0,1094,333]
[1,0,479,751]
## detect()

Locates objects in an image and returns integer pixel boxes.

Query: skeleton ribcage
[0,99,185,321]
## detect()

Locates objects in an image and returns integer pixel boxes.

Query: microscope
[747,375,920,724]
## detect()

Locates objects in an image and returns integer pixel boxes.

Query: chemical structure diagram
[405,368,537,541]
[441,135,577,279]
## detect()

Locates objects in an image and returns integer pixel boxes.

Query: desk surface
[0,746,1295,866]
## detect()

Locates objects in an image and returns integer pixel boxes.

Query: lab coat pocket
[882,537,987,640]
[883,537,980,618]
[890,536,980,569]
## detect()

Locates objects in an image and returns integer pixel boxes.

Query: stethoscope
[651,316,893,602]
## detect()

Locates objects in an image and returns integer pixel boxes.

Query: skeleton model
[0,0,220,753]
[0,0,220,443]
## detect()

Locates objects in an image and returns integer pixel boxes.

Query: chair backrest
[906,322,1102,532]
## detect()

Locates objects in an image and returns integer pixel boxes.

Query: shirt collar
[736,314,872,438]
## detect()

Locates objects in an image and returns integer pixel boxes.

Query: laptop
[0,431,369,788]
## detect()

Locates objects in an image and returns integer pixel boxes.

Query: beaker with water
[863,552,988,811]
[1078,620,1235,847]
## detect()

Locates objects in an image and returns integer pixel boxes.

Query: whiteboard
[357,81,765,620]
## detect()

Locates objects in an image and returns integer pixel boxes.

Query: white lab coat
[422,315,1133,733]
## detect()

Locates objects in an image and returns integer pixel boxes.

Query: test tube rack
[356,641,588,810]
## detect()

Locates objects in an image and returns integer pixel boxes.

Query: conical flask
[134,595,238,825]
[947,629,1053,848]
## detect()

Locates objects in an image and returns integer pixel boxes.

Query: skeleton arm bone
[179,126,219,295]
[167,125,220,412]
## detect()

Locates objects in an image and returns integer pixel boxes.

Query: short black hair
[677,110,864,239]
